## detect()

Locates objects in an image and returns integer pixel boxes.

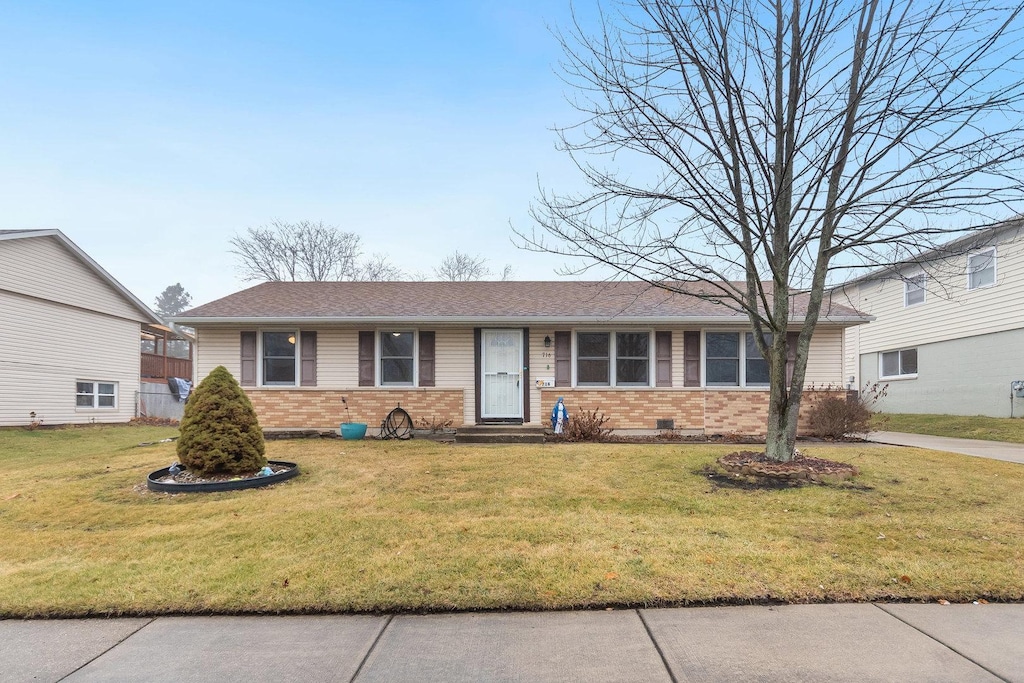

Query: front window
[706,332,740,385]
[615,332,649,385]
[76,381,117,409]
[577,332,610,385]
[574,332,652,386]
[744,333,771,386]
[880,348,918,379]
[262,332,296,385]
[967,248,996,290]
[904,273,926,306]
[381,331,414,385]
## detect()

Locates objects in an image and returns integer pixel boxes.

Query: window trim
[966,246,997,291]
[904,272,926,307]
[378,329,418,387]
[571,329,653,387]
[879,347,919,380]
[258,329,300,387]
[75,380,118,410]
[702,330,776,388]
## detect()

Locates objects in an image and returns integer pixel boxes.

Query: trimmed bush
[177,366,267,476]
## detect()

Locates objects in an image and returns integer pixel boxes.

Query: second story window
[967,248,996,290]
[904,273,926,307]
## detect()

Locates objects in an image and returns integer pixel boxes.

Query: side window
[76,381,117,408]
[880,348,918,379]
[904,273,926,306]
[615,332,649,385]
[744,333,771,386]
[705,332,740,386]
[967,248,996,290]
[577,332,610,385]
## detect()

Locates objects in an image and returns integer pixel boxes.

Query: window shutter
[358,331,375,386]
[683,331,701,387]
[554,331,571,387]
[419,331,435,387]
[240,331,257,387]
[300,331,317,386]
[655,331,672,387]
[786,331,800,387]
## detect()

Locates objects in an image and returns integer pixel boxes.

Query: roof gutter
[173,314,873,325]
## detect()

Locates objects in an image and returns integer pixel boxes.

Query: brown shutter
[419,331,435,387]
[554,331,571,387]
[240,331,257,386]
[683,331,701,387]
[300,331,317,386]
[655,331,672,387]
[358,331,375,386]
[786,331,800,387]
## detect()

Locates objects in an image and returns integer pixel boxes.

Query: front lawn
[873,413,1024,444]
[1,425,1022,617]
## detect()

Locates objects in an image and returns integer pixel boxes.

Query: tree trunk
[764,330,795,461]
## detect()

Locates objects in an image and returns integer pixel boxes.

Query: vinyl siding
[0,290,140,426]
[835,230,1024,355]
[0,235,146,322]
[435,328,475,425]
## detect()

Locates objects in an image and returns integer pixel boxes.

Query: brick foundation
[541,388,839,435]
[245,388,464,430]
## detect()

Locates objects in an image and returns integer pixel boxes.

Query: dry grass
[873,413,1024,444]
[1,425,1022,617]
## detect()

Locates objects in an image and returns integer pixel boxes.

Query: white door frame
[480,328,524,420]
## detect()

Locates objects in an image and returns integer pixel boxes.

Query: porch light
[544,335,552,348]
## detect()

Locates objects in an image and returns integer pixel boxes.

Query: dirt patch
[717,450,860,483]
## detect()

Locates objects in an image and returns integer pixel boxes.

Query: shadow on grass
[692,465,875,492]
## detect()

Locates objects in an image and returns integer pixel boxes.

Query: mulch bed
[717,450,859,482]
[154,462,292,485]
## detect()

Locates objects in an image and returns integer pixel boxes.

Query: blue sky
[0,1,590,307]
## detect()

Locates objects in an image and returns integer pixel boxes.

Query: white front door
[481,329,523,420]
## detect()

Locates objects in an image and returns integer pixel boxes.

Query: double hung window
[262,332,297,385]
[381,331,415,385]
[967,248,996,290]
[705,332,772,386]
[904,273,926,306]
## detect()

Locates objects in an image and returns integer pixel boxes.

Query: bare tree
[355,253,406,281]
[230,220,362,281]
[521,0,1024,461]
[434,251,493,281]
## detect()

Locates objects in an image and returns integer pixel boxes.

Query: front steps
[455,424,546,444]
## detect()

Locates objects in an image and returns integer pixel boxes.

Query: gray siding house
[833,221,1024,417]
[0,230,163,426]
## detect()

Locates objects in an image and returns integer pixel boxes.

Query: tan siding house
[179,281,866,435]
[833,221,1024,416]
[0,230,162,426]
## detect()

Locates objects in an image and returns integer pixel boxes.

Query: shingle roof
[177,281,868,324]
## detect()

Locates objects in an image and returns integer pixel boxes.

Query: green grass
[873,413,1024,444]
[0,425,1022,617]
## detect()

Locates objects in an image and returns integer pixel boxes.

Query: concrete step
[455,424,547,444]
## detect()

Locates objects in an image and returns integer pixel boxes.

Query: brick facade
[245,388,464,430]
[541,388,838,435]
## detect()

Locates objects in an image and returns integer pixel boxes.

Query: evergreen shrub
[176,365,267,476]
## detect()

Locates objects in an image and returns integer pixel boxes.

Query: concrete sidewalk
[2,604,1021,682]
[868,431,1024,464]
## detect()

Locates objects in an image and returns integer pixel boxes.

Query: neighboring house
[832,220,1024,417]
[175,281,868,434]
[0,230,163,427]
[139,323,195,420]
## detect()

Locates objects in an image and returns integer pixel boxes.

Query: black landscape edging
[146,460,300,493]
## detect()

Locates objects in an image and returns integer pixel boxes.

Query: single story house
[176,281,869,435]
[0,229,164,427]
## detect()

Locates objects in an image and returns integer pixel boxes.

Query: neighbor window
[880,348,918,379]
[573,332,651,386]
[967,248,996,290]
[76,381,117,409]
[381,331,414,385]
[904,273,926,306]
[262,331,297,385]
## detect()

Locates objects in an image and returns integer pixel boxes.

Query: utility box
[1013,380,1024,398]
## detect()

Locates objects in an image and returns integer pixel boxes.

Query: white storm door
[481,329,523,419]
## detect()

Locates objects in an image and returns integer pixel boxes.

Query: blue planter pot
[340,422,368,440]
